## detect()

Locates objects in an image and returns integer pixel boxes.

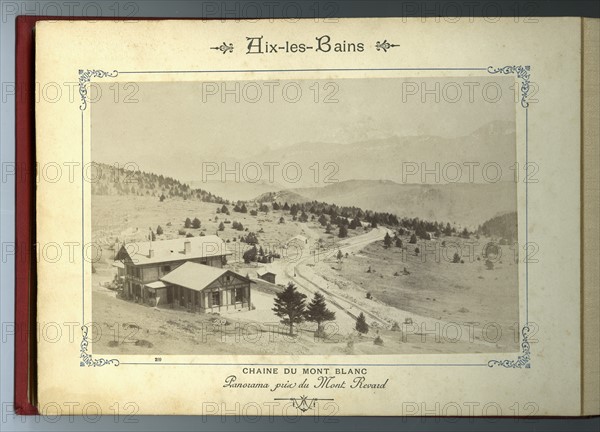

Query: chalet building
[257,269,276,284]
[115,236,251,312]
[160,262,252,312]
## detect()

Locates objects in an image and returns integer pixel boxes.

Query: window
[162,265,171,274]
[234,287,244,303]
[211,291,220,306]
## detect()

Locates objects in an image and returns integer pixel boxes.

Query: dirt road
[279,227,392,330]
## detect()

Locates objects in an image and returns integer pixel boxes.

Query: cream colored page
[36,18,582,415]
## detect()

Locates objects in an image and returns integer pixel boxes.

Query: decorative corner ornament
[80,325,120,367]
[274,396,335,412]
[487,65,532,108]
[210,42,234,54]
[375,40,399,52]
[487,326,532,369]
[78,69,118,111]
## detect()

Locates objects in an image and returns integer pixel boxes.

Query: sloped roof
[160,262,249,292]
[112,260,125,269]
[257,269,276,277]
[145,280,168,289]
[288,235,308,244]
[117,235,231,266]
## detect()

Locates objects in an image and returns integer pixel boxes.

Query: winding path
[283,227,391,328]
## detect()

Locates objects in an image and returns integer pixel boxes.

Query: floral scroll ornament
[78,69,119,111]
[274,396,335,413]
[80,325,120,367]
[375,40,399,52]
[487,65,531,108]
[487,326,531,368]
[210,42,234,54]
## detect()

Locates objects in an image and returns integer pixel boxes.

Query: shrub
[374,336,384,346]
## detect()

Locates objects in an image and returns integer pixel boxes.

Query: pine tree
[384,232,392,248]
[192,217,201,229]
[395,237,403,248]
[243,246,257,263]
[272,283,307,336]
[409,233,417,244]
[339,225,348,238]
[318,214,328,226]
[156,225,163,235]
[355,312,369,334]
[444,223,453,236]
[218,222,225,231]
[290,204,298,216]
[305,292,336,336]
[184,217,192,228]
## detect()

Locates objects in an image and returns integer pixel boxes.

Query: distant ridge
[256,180,516,228]
[90,162,229,204]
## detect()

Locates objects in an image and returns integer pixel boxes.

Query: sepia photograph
[90,77,520,355]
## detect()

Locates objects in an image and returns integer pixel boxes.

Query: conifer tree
[305,292,336,335]
[272,283,307,336]
[355,312,369,334]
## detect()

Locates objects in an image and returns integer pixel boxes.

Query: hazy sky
[91,76,516,181]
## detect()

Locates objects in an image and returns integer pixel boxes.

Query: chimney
[148,248,154,258]
[184,241,191,254]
